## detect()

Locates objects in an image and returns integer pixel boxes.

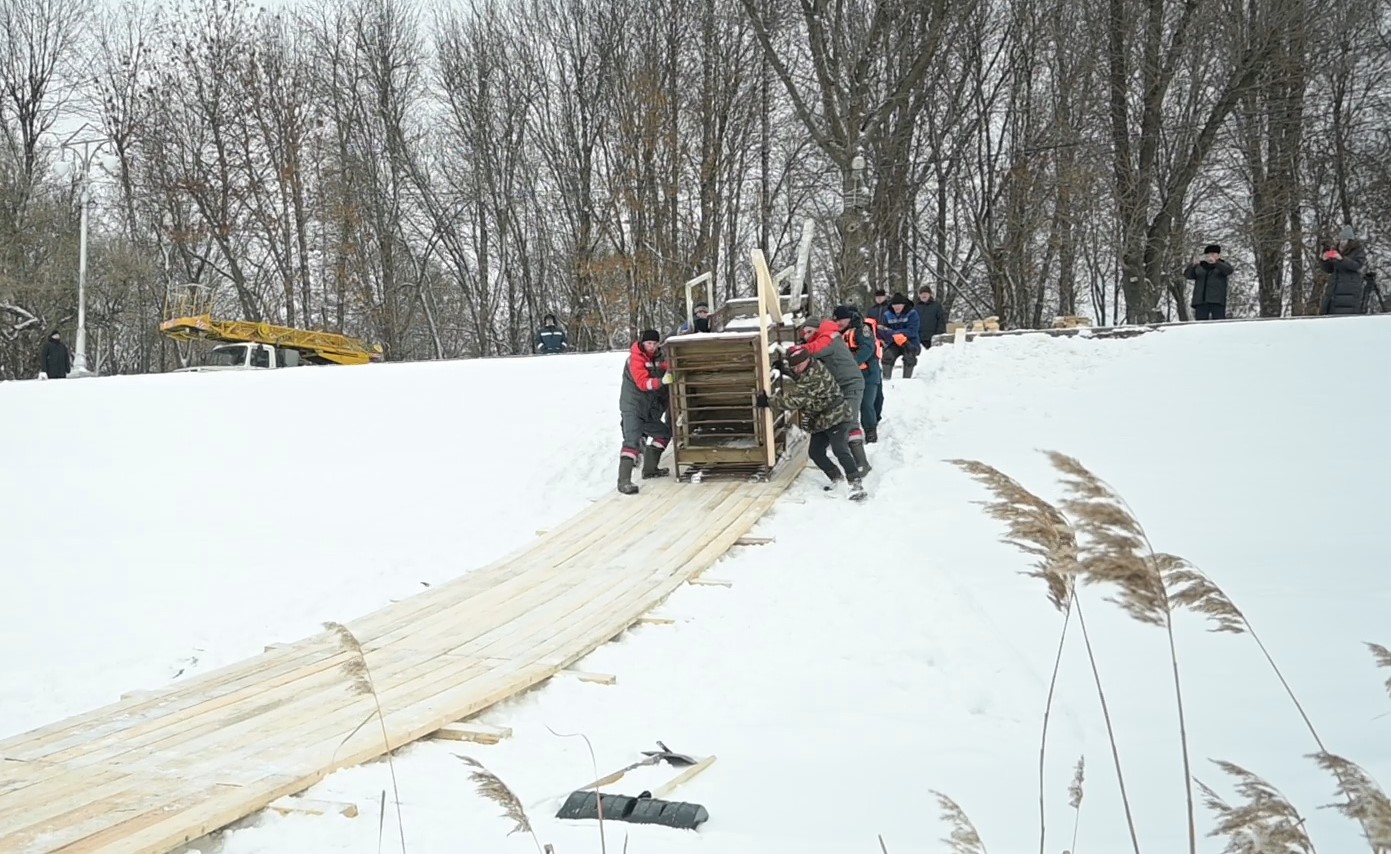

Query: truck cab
[175,342,306,372]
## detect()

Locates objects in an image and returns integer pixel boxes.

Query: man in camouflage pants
[756,344,866,500]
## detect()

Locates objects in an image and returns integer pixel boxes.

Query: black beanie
[639,329,660,343]
[832,305,856,321]
[1204,244,1221,254]
[889,292,911,309]
[873,289,887,297]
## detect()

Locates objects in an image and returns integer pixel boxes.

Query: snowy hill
[3,316,1389,853]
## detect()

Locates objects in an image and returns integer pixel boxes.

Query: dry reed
[325,620,406,854]
[946,458,1140,854]
[1368,643,1391,701]
[1197,759,1316,853]
[1068,755,1085,853]
[931,790,989,854]
[453,754,550,853]
[1309,752,1391,851]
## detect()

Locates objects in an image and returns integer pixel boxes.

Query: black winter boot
[642,444,670,479]
[617,456,639,494]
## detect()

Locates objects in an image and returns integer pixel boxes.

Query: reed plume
[1309,752,1391,851]
[1197,759,1316,853]
[931,790,989,854]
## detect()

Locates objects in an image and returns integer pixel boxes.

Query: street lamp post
[60,124,110,378]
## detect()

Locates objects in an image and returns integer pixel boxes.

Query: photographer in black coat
[1320,225,1368,315]
[1185,244,1233,321]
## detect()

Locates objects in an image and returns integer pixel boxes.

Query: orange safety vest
[848,317,884,367]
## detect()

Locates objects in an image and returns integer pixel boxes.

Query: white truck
[173,342,311,372]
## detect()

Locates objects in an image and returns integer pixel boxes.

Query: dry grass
[1308,752,1391,850]
[944,451,1388,854]
[931,790,989,854]
[1197,759,1316,853]
[454,754,552,853]
[1067,755,1086,853]
[947,458,1138,854]
[325,620,406,854]
[1369,644,1391,700]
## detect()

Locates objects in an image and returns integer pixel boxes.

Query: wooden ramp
[0,440,806,854]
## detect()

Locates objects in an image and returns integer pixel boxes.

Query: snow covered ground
[4,316,1390,854]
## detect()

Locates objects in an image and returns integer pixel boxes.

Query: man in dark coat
[535,314,569,353]
[617,329,672,494]
[865,289,890,324]
[1185,244,1233,320]
[757,344,866,500]
[914,286,948,347]
[1321,225,1369,315]
[41,331,70,379]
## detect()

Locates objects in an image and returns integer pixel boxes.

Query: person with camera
[1320,225,1369,315]
[1185,244,1233,320]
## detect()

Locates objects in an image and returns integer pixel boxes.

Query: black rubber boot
[617,456,639,494]
[641,444,670,479]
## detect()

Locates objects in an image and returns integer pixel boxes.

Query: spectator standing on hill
[1185,244,1233,321]
[535,314,569,353]
[40,331,70,379]
[914,286,947,348]
[1321,225,1369,315]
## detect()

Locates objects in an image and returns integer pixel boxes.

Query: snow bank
[0,352,627,739]
[222,316,1390,854]
[8,315,1391,854]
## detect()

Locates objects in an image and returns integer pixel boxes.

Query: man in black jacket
[40,331,70,379]
[914,286,947,346]
[1320,225,1369,315]
[1185,244,1233,320]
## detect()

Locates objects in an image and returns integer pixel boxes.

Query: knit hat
[889,292,911,310]
[639,329,660,343]
[1339,225,1357,241]
[832,305,856,321]
[1204,244,1221,254]
[873,289,887,298]
[693,302,709,313]
[786,344,812,368]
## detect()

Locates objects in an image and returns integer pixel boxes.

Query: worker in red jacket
[617,329,673,494]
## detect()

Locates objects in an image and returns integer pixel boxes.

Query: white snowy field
[4,316,1390,854]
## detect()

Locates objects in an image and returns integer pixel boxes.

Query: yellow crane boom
[159,284,383,366]
[159,315,383,365]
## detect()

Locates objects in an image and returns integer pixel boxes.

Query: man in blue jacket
[877,293,921,379]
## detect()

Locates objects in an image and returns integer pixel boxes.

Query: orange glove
[893,333,907,346]
[1323,249,1341,260]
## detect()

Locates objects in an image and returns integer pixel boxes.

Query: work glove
[1323,249,1341,260]
[754,391,769,408]
[662,371,674,385]
[893,333,907,346]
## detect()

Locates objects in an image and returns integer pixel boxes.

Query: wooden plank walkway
[0,441,806,854]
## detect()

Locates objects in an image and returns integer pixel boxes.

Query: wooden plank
[0,444,807,854]
[429,722,512,744]
[734,536,773,545]
[559,670,616,685]
[634,615,675,625]
[267,796,358,818]
[650,755,717,799]
[750,247,779,469]
[687,577,733,587]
